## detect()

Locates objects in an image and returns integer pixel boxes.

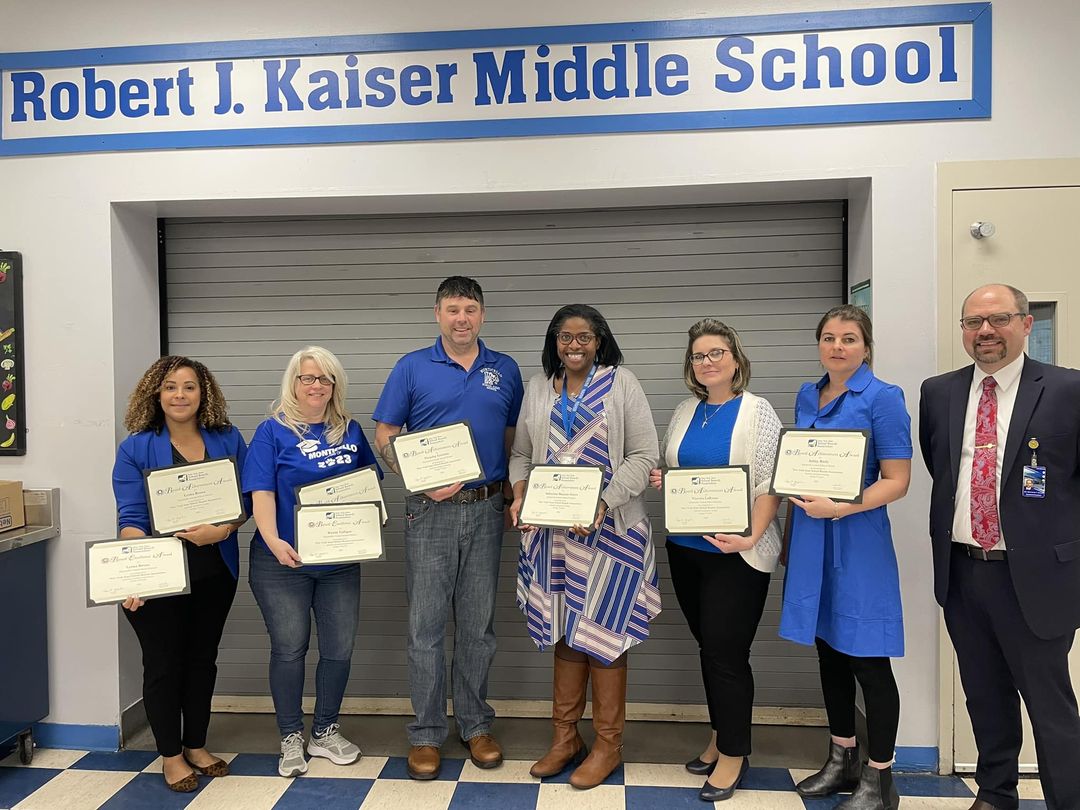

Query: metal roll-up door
[164,201,843,711]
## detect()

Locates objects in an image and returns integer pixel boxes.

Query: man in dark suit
[920,283,1080,810]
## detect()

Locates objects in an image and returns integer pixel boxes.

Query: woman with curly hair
[648,319,783,803]
[112,356,249,792]
[242,346,380,778]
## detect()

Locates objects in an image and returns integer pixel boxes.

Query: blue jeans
[404,492,504,746]
[248,546,360,737]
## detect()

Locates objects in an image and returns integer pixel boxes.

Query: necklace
[701,396,736,428]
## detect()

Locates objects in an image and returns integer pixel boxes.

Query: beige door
[946,179,1080,772]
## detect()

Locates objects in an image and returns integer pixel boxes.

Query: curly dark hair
[124,356,232,434]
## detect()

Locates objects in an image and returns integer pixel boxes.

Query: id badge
[1022,466,1046,499]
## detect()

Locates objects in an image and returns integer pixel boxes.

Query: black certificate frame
[663,465,752,537]
[768,428,870,504]
[142,455,246,536]
[518,463,605,530]
[292,501,386,564]
[294,463,388,525]
[389,419,485,495]
[85,536,192,607]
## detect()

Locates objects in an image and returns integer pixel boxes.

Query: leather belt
[955,543,1007,561]
[420,482,502,504]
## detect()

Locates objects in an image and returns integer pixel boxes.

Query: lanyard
[560,364,597,440]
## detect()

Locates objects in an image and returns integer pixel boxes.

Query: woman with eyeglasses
[242,346,380,778]
[781,305,911,810]
[647,319,783,803]
[509,304,660,790]
[112,356,249,792]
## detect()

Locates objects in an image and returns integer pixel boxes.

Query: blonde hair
[683,319,752,401]
[271,346,352,446]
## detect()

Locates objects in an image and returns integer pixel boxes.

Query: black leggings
[816,637,900,763]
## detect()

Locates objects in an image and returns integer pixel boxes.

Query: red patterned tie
[970,376,1000,551]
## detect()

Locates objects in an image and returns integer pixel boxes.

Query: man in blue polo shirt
[374,276,524,781]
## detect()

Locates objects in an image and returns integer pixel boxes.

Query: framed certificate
[519,464,605,529]
[769,428,869,503]
[144,457,244,536]
[390,421,484,494]
[295,465,388,525]
[663,466,752,536]
[293,502,384,564]
[86,536,190,607]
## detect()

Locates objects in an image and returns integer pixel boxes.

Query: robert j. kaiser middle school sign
[0,3,990,156]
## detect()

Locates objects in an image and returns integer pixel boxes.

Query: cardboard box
[0,480,25,532]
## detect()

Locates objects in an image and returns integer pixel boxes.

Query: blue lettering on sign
[9,67,195,122]
[714,27,959,92]
[0,6,987,157]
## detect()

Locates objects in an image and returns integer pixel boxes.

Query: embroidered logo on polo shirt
[481,367,502,391]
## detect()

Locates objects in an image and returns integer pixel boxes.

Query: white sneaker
[279,730,309,777]
[307,723,361,765]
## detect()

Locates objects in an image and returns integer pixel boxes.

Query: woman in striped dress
[509,304,660,790]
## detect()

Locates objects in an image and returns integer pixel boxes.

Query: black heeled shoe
[684,756,717,775]
[699,757,749,802]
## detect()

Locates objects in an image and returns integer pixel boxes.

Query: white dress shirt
[951,353,1026,550]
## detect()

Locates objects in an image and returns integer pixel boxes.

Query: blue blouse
[669,396,742,553]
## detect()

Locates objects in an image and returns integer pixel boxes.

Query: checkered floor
[0,748,1049,809]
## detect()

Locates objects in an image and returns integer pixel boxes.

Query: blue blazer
[112,424,250,579]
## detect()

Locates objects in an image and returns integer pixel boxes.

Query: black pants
[667,542,770,757]
[815,637,899,764]
[945,546,1080,810]
[124,568,236,757]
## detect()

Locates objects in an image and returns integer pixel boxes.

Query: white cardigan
[661,391,783,573]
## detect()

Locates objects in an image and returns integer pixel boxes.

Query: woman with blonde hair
[648,318,783,802]
[112,355,248,792]
[242,346,380,778]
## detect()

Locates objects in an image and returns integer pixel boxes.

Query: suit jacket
[919,356,1080,639]
[112,424,249,579]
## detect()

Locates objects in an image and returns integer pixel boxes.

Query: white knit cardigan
[661,391,783,573]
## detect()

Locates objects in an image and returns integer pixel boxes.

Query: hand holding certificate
[769,429,869,503]
[294,503,384,564]
[664,466,752,536]
[86,536,190,607]
[519,465,604,530]
[390,421,484,494]
[144,457,244,535]
[295,465,388,524]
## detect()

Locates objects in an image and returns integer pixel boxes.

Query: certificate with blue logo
[390,421,484,494]
[769,429,868,503]
[85,536,190,607]
[664,466,751,536]
[295,464,388,524]
[293,502,384,564]
[519,464,604,529]
[143,457,244,536]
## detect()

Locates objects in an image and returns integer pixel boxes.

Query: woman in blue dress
[780,305,911,810]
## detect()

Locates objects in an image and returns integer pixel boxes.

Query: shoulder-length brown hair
[124,356,231,434]
[682,319,752,401]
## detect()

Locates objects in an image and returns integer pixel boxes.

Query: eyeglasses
[556,332,596,345]
[959,312,1027,331]
[689,348,729,365]
[297,374,335,386]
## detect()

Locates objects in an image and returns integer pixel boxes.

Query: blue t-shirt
[372,338,524,487]
[669,396,743,553]
[242,418,380,564]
